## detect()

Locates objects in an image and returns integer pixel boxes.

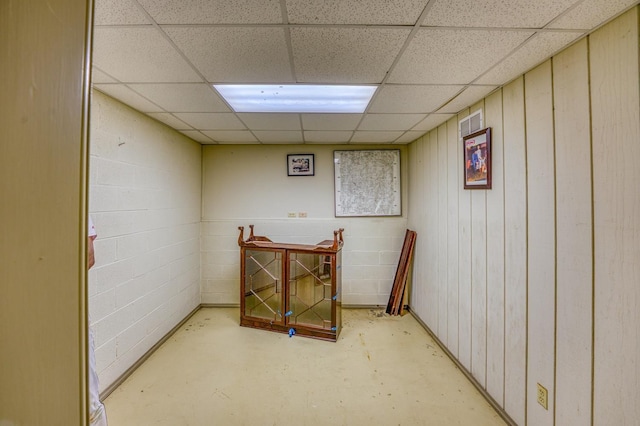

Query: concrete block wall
[201,144,409,307]
[89,90,202,390]
[201,218,408,306]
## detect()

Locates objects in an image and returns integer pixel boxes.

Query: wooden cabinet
[238,225,343,341]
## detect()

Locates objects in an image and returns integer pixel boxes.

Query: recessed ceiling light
[213,84,377,113]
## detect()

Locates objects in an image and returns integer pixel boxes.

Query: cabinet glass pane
[244,249,282,321]
[288,252,333,329]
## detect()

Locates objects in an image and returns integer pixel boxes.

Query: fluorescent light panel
[213,84,377,113]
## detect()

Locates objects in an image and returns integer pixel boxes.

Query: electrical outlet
[537,383,548,410]
[287,212,297,218]
[298,212,307,218]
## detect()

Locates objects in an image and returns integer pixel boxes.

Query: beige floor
[104,308,507,426]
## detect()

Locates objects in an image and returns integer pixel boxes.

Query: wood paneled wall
[553,38,593,426]
[590,8,640,424]
[525,59,556,426]
[407,8,639,425]
[501,76,528,425]
[0,0,92,424]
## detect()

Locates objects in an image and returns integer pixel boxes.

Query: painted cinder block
[89,91,202,392]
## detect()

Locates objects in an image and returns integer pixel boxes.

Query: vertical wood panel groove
[501,88,508,409]
[502,77,527,426]
[587,33,596,426]
[550,55,558,426]
[485,186,489,389]
[522,73,530,426]
[483,103,489,391]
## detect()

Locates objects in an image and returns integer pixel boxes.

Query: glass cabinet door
[335,249,342,333]
[287,251,334,330]
[243,249,283,322]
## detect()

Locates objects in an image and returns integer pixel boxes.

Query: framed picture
[463,127,492,190]
[287,154,314,176]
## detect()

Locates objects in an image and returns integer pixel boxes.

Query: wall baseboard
[199,303,240,308]
[406,306,517,426]
[100,305,201,400]
[341,304,386,309]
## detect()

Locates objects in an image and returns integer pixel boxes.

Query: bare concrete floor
[104,308,507,426]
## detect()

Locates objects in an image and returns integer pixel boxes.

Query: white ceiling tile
[291,27,410,83]
[369,85,465,113]
[94,0,151,25]
[286,0,429,25]
[146,113,193,130]
[389,29,533,84]
[174,113,247,130]
[547,0,638,29]
[359,114,426,131]
[304,131,354,143]
[476,31,584,85]
[138,0,282,24]
[254,131,304,143]
[389,28,534,84]
[93,84,163,113]
[423,0,580,28]
[305,141,346,145]
[351,131,404,143]
[215,140,261,145]
[180,130,214,143]
[237,113,301,130]
[91,67,118,84]
[128,84,230,112]
[412,113,456,131]
[301,114,362,130]
[165,27,293,83]
[90,0,633,144]
[201,130,258,143]
[394,131,427,144]
[437,86,498,114]
[93,27,201,82]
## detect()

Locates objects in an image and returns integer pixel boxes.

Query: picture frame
[463,127,492,190]
[334,149,401,217]
[287,154,314,176]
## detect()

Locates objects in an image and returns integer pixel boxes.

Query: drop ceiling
[92,0,639,145]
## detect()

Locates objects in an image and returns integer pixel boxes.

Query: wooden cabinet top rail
[238,224,344,252]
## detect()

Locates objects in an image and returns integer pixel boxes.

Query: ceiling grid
[91,0,639,144]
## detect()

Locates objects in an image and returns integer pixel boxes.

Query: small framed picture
[287,154,314,176]
[463,128,492,190]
